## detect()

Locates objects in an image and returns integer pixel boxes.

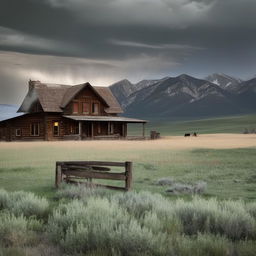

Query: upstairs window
[53,121,60,136]
[92,103,99,114]
[73,102,79,114]
[31,123,39,136]
[82,102,89,114]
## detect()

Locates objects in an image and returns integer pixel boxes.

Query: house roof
[64,115,147,123]
[18,81,123,114]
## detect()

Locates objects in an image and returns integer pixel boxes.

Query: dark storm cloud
[0,0,256,104]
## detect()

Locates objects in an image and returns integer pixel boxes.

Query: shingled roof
[18,81,123,114]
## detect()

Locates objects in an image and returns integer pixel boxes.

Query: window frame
[30,123,40,136]
[92,102,99,115]
[15,128,21,137]
[53,121,60,136]
[82,102,90,114]
[73,102,79,114]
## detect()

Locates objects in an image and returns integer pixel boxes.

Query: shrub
[176,233,231,256]
[55,184,110,201]
[0,190,49,218]
[47,197,170,255]
[166,181,207,194]
[155,177,174,186]
[113,191,168,218]
[172,197,256,240]
[0,212,40,247]
[246,202,256,220]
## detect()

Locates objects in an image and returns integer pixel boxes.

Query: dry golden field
[1,133,256,150]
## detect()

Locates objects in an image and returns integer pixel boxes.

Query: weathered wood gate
[55,161,132,191]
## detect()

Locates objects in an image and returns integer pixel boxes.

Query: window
[31,123,39,136]
[73,102,79,114]
[53,121,59,136]
[15,128,21,136]
[82,102,89,114]
[92,103,99,114]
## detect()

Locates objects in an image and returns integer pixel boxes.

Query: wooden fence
[55,161,132,191]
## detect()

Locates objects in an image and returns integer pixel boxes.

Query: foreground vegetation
[128,114,256,135]
[0,186,256,256]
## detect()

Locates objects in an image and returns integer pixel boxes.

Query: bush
[172,197,256,240]
[155,177,174,186]
[0,190,49,218]
[0,212,41,247]
[166,181,207,194]
[48,197,170,255]
[55,184,110,201]
[246,202,256,220]
[176,233,231,256]
[113,191,169,218]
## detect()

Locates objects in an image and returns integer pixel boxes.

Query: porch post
[91,122,94,138]
[122,122,125,138]
[107,121,110,135]
[79,121,82,140]
[142,123,145,138]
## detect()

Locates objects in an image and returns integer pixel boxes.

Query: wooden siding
[63,86,110,116]
[0,113,45,141]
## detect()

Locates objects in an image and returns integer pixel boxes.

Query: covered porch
[63,115,147,140]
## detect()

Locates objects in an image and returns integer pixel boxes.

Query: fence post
[125,161,132,191]
[55,162,62,188]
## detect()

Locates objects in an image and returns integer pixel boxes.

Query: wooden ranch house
[0,80,147,141]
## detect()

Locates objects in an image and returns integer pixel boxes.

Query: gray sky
[0,0,256,104]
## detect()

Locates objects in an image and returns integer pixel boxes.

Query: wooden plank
[66,180,126,191]
[63,165,111,172]
[125,161,132,191]
[55,164,62,188]
[63,170,126,180]
[57,161,126,167]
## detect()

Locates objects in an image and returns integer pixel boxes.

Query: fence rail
[55,161,132,191]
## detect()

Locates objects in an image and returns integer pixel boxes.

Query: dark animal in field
[193,132,197,137]
[184,133,190,137]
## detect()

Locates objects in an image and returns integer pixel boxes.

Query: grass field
[1,132,256,255]
[128,114,256,136]
[0,134,256,201]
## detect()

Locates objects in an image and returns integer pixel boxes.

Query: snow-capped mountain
[109,77,168,108]
[205,73,243,91]
[109,74,256,119]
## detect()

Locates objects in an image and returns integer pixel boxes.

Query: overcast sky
[0,0,256,104]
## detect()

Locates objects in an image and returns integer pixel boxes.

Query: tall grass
[0,189,49,218]
[1,187,256,255]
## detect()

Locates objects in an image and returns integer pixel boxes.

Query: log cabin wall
[0,113,45,141]
[44,113,66,141]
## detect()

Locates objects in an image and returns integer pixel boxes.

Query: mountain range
[0,73,255,121]
[109,73,256,120]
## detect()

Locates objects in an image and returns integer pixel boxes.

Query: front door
[82,122,91,139]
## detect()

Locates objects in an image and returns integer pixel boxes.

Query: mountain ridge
[109,73,256,119]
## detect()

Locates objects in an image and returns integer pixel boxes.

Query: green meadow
[0,141,255,201]
[128,114,256,136]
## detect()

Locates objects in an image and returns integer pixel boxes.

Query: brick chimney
[28,80,41,90]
